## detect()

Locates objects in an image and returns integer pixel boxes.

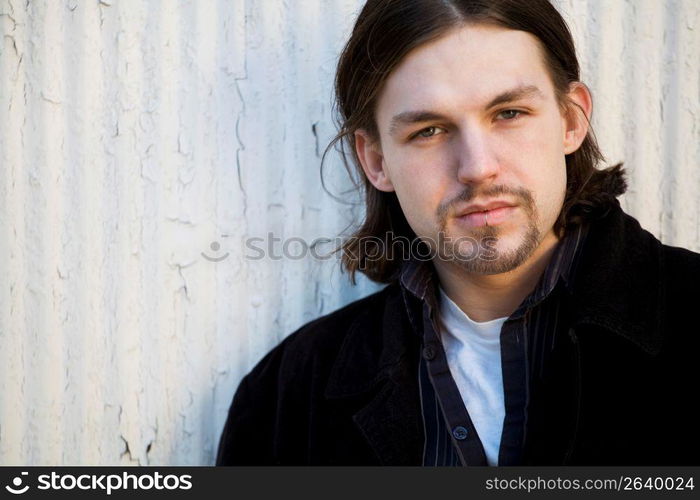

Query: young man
[217,0,699,465]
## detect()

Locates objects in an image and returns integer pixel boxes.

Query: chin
[445,223,541,275]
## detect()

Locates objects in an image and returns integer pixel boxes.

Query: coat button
[452,426,469,440]
[422,344,437,360]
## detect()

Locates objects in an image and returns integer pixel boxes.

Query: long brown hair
[325,0,627,284]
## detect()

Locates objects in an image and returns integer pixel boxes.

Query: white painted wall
[0,0,697,465]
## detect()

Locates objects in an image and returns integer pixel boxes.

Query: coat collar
[567,202,665,355]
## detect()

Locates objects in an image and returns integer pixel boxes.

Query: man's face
[357,23,589,275]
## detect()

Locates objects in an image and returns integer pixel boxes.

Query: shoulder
[292,283,395,336]
[283,282,397,352]
[244,282,399,384]
[216,281,404,464]
[661,241,700,272]
[660,241,700,306]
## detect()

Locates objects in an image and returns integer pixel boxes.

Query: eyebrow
[388,84,545,137]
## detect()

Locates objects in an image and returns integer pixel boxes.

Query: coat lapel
[351,374,423,465]
[324,283,424,465]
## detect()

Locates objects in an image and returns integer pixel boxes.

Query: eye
[413,126,446,140]
[497,109,524,121]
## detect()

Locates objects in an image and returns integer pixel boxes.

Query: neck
[433,231,560,322]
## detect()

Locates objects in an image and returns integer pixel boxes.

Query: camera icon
[5,472,29,494]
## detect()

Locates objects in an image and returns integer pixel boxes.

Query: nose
[455,127,500,184]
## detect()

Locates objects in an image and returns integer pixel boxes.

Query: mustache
[437,185,535,222]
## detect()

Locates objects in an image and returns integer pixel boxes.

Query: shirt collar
[516,221,590,313]
[399,253,439,310]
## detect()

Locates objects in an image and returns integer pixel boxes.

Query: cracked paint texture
[0,0,698,464]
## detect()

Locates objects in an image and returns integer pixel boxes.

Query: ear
[562,82,593,155]
[354,129,394,192]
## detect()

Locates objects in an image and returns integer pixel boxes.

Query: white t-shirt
[438,287,508,466]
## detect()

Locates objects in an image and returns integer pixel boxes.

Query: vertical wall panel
[0,0,697,464]
[554,0,700,245]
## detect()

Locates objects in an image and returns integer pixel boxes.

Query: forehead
[376,23,554,122]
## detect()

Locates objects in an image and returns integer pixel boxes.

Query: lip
[457,200,516,216]
[455,200,518,228]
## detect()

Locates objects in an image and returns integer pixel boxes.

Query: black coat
[217,204,700,465]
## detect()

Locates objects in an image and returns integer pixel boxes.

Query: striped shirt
[399,223,590,466]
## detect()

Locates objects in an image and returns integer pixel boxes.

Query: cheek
[502,120,563,160]
[392,175,440,224]
[530,157,567,225]
[385,152,449,232]
[504,125,567,212]
[541,160,567,201]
